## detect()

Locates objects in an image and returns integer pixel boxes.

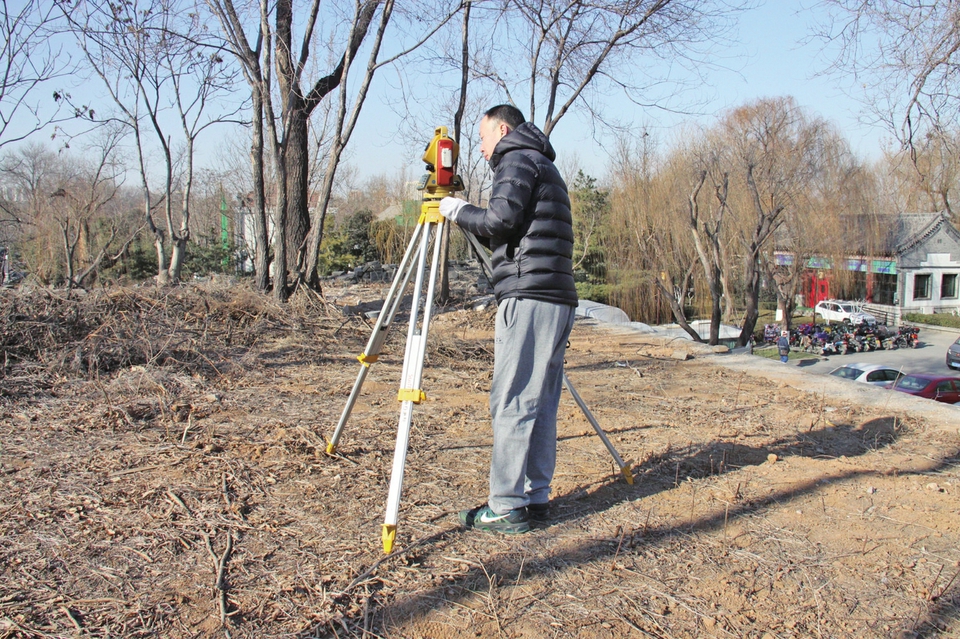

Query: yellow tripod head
[418,126,464,202]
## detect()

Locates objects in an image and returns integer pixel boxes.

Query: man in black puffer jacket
[439,104,578,534]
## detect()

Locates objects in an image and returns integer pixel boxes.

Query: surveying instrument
[327,126,633,554]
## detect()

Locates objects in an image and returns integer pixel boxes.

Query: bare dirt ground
[1,281,958,639]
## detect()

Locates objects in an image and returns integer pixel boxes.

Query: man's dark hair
[484,104,525,130]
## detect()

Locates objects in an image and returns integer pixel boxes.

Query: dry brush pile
[0,282,959,638]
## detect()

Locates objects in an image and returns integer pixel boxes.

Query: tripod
[327,127,632,554]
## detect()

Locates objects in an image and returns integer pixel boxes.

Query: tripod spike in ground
[382,524,396,554]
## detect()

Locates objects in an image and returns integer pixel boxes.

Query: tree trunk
[168,136,194,283]
[273,154,290,301]
[154,232,168,286]
[250,88,270,292]
[302,137,343,290]
[720,244,736,323]
[654,267,702,342]
[708,269,722,344]
[687,171,722,344]
[738,245,762,347]
[284,103,311,279]
[439,0,472,305]
[169,237,189,282]
[61,224,75,291]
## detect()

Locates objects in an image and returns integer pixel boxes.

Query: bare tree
[0,0,70,148]
[1,138,141,286]
[269,0,385,298]
[904,130,960,218]
[817,0,960,221]
[763,122,866,331]
[209,0,454,299]
[716,97,830,345]
[818,1,960,147]
[62,0,238,285]
[206,0,274,291]
[298,3,465,292]
[49,131,142,289]
[0,142,58,281]
[474,0,746,136]
[687,166,727,344]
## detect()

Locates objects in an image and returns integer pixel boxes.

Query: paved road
[785,325,960,377]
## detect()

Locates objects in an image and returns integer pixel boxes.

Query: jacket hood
[490,121,556,168]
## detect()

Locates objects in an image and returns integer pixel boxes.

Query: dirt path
[1,284,957,638]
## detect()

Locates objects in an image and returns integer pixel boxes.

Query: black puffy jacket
[455,122,578,307]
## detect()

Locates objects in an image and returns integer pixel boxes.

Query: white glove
[439,197,467,223]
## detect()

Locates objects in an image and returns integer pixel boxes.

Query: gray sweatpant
[488,297,576,514]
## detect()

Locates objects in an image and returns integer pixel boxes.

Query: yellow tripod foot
[325,441,336,455]
[620,463,635,485]
[382,524,396,554]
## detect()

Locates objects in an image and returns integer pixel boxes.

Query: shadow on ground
[301,417,958,638]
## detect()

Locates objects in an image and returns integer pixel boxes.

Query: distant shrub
[575,282,610,305]
[903,312,960,328]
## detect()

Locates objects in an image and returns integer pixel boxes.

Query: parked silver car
[829,363,905,385]
[947,336,960,370]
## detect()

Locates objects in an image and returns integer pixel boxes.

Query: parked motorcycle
[894,325,920,349]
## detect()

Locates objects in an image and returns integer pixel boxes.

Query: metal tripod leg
[326,221,429,454]
[382,215,446,553]
[458,227,633,483]
[562,372,633,484]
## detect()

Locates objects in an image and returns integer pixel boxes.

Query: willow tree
[607,134,705,329]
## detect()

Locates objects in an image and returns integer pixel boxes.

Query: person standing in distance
[777,330,791,363]
[438,104,578,534]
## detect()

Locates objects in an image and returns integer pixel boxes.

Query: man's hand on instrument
[439,197,467,223]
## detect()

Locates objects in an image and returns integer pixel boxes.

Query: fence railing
[862,303,901,327]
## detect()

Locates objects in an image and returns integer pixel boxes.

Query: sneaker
[527,502,550,521]
[459,504,530,534]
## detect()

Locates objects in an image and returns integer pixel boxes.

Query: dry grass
[1,281,958,638]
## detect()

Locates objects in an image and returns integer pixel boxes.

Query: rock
[767,453,778,463]
[342,300,384,316]
[671,350,692,361]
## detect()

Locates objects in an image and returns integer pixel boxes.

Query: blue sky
[22,1,894,185]
[344,0,895,183]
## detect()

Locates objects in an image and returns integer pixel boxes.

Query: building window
[943,273,958,299]
[872,273,896,305]
[914,273,932,300]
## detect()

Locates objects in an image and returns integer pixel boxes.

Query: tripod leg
[562,372,634,484]
[382,218,446,553]
[327,222,428,454]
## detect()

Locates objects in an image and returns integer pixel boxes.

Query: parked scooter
[894,325,920,349]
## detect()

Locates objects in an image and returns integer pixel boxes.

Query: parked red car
[890,374,960,403]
